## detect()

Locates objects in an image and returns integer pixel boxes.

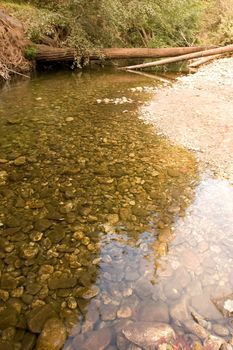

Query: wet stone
[0,289,9,301]
[47,226,66,244]
[36,318,66,350]
[27,304,57,333]
[107,214,119,225]
[67,297,77,310]
[191,295,222,320]
[0,307,18,330]
[122,322,175,349]
[22,293,34,305]
[170,297,190,324]
[77,327,112,350]
[0,342,13,350]
[26,283,42,295]
[184,320,210,340]
[134,277,153,298]
[116,333,130,350]
[34,219,52,232]
[81,286,100,299]
[204,335,226,350]
[117,306,133,319]
[212,324,230,337]
[48,276,77,290]
[14,156,26,166]
[21,332,36,350]
[1,274,18,289]
[21,245,39,259]
[138,301,169,323]
[100,304,118,321]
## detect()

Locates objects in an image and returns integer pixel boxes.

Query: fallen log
[119,44,233,70]
[34,45,211,62]
[188,54,222,68]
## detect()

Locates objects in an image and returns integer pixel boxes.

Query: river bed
[0,70,233,350]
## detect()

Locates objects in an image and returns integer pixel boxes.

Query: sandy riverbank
[142,57,233,182]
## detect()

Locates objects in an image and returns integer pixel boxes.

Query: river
[0,70,233,350]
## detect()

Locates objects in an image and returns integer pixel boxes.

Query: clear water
[0,70,232,350]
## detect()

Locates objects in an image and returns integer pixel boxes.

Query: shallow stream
[0,70,233,350]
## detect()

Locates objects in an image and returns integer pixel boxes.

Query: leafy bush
[200,0,233,45]
[0,0,207,51]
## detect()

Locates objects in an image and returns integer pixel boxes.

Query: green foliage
[3,0,205,49]
[24,45,37,60]
[200,0,233,45]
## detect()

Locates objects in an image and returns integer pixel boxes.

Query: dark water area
[0,70,233,350]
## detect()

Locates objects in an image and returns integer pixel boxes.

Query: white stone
[224,299,233,313]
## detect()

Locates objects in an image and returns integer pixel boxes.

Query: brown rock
[22,332,36,350]
[0,342,13,350]
[48,276,77,290]
[27,304,57,333]
[36,318,66,350]
[0,307,18,329]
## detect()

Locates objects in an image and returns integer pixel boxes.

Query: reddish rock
[122,322,175,349]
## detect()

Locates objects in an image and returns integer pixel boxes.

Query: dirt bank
[142,57,233,182]
[0,9,31,81]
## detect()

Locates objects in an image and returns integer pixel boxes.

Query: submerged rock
[138,301,169,323]
[14,156,27,166]
[122,322,175,349]
[0,307,18,329]
[21,332,37,350]
[48,276,77,290]
[27,304,57,333]
[204,335,226,350]
[184,320,210,340]
[36,318,66,350]
[76,327,112,350]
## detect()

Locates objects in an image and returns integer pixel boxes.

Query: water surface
[0,70,232,350]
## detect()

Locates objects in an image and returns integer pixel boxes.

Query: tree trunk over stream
[119,44,233,70]
[34,45,211,62]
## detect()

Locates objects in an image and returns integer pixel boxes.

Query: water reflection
[1,70,228,349]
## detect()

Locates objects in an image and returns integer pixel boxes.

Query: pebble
[67,297,77,310]
[66,117,74,122]
[21,245,39,259]
[117,306,132,319]
[212,324,230,337]
[14,156,26,166]
[82,286,100,300]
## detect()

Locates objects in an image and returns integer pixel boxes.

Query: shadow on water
[0,70,232,349]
